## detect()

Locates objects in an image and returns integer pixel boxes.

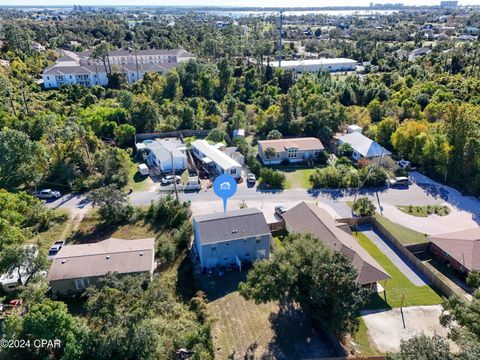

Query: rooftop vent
[61,260,66,264]
[106,255,110,260]
[140,252,144,256]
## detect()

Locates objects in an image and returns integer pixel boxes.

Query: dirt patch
[361,305,458,353]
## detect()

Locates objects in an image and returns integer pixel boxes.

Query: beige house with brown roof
[429,228,480,274]
[282,202,390,286]
[257,137,324,165]
[48,238,155,296]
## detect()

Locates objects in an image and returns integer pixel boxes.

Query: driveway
[361,305,458,353]
[357,226,430,286]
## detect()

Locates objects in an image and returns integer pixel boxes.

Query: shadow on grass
[196,271,248,302]
[265,303,338,359]
[363,291,393,312]
[175,255,197,302]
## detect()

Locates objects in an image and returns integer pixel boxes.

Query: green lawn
[125,160,153,192]
[354,232,442,309]
[374,214,429,245]
[397,205,450,218]
[274,167,316,189]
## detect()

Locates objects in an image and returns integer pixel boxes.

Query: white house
[191,140,242,179]
[336,132,391,161]
[42,48,194,89]
[193,208,271,269]
[266,58,357,73]
[145,138,188,174]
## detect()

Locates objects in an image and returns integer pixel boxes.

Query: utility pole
[171,151,179,202]
[278,10,283,68]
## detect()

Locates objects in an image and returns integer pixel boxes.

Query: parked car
[247,173,256,184]
[275,204,288,217]
[48,241,65,260]
[397,159,416,170]
[387,176,410,188]
[34,189,61,199]
[161,175,182,185]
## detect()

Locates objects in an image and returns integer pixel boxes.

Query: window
[75,278,90,290]
[225,243,230,246]
[314,149,320,156]
[211,247,217,252]
[288,149,298,158]
[230,169,236,175]
[245,252,250,257]
[256,239,261,243]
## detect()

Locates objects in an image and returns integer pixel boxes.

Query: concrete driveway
[357,226,430,286]
[361,305,458,353]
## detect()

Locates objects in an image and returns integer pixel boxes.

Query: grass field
[30,209,72,252]
[274,167,316,189]
[374,214,429,245]
[354,232,442,309]
[397,205,450,217]
[198,272,336,359]
[125,160,154,192]
[72,212,158,243]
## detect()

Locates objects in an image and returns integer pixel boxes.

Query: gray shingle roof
[194,208,270,245]
[282,202,390,285]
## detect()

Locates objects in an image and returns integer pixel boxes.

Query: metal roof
[258,137,324,152]
[337,132,391,158]
[191,140,241,170]
[194,208,270,246]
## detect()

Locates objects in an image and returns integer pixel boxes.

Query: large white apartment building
[42,48,194,88]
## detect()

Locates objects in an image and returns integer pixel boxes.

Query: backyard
[197,272,337,360]
[354,232,442,309]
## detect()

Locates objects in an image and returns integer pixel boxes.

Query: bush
[259,168,286,188]
[309,165,358,188]
[145,195,191,229]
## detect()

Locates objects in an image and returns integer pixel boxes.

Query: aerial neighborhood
[1,2,480,360]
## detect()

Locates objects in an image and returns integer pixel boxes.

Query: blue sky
[0,1,479,7]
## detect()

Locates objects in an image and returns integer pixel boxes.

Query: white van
[137,163,149,176]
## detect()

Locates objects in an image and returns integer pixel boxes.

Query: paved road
[46,171,480,232]
[358,226,430,286]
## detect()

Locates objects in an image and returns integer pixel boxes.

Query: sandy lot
[361,305,458,353]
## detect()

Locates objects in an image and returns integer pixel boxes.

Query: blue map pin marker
[213,174,237,214]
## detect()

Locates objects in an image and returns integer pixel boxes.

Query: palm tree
[92,41,112,74]
[353,197,376,217]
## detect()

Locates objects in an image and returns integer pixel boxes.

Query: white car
[161,175,182,185]
[48,241,65,260]
[35,189,61,199]
[247,174,256,184]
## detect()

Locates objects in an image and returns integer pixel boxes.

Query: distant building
[257,137,324,165]
[42,48,194,88]
[282,202,390,287]
[191,140,242,179]
[440,1,458,8]
[336,132,391,161]
[145,138,188,174]
[193,208,271,269]
[266,58,357,73]
[429,228,480,275]
[48,238,155,296]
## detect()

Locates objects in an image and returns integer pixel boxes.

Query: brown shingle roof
[258,137,324,152]
[48,238,155,281]
[429,228,480,271]
[282,202,390,285]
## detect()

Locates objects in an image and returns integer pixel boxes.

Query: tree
[386,334,454,360]
[239,233,369,335]
[466,270,480,289]
[91,41,112,74]
[2,299,89,359]
[86,186,133,224]
[353,197,376,216]
[206,128,226,143]
[259,168,285,189]
[114,124,136,148]
[0,129,48,189]
[267,130,282,140]
[264,147,276,160]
